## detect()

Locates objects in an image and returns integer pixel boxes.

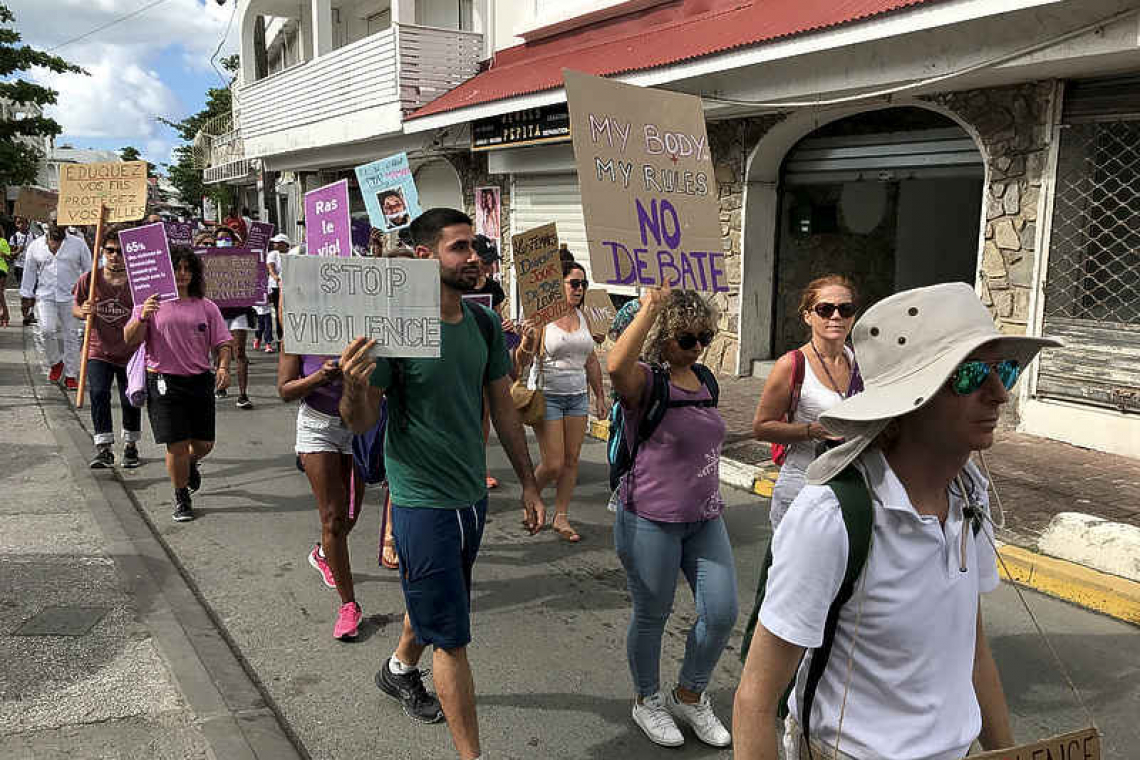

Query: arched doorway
[739,105,986,371]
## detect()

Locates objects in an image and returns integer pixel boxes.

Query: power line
[210,0,240,86]
[47,0,174,52]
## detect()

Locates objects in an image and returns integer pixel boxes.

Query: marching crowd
[2,204,1052,760]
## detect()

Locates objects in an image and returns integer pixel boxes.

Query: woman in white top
[515,253,607,542]
[752,275,859,529]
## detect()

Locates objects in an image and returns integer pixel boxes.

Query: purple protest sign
[246,221,276,252]
[119,222,178,303]
[163,221,194,248]
[304,179,351,257]
[196,247,268,309]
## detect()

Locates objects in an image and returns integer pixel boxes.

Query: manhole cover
[14,606,109,637]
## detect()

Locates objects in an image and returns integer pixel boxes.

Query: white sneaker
[632,692,684,747]
[665,689,732,747]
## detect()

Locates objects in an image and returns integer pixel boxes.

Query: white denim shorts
[295,402,353,455]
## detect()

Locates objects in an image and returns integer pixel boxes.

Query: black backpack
[607,362,719,493]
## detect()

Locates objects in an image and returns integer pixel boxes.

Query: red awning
[408,0,941,120]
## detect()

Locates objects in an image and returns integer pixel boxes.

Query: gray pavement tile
[0,716,211,760]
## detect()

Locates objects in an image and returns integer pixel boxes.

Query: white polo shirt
[759,448,999,760]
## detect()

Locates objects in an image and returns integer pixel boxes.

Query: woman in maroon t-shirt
[278,351,366,641]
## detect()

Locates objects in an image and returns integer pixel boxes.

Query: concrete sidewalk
[0,309,300,759]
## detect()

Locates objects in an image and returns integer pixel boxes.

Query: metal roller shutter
[511,173,636,296]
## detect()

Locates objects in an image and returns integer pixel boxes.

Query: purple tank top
[301,354,343,417]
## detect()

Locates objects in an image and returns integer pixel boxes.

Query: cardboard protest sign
[118,223,178,303]
[512,223,571,324]
[355,153,422,233]
[197,247,268,309]
[280,254,440,358]
[246,221,276,252]
[163,221,194,248]
[304,180,351,257]
[563,70,726,293]
[14,187,58,222]
[582,289,617,339]
[967,728,1100,760]
[57,161,148,225]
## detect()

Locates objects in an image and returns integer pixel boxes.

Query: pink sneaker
[334,601,362,640]
[307,544,336,589]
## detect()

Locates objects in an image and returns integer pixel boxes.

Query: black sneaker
[122,444,141,469]
[375,662,444,724]
[235,394,253,410]
[187,462,202,494]
[215,388,228,399]
[89,447,114,469]
[173,489,194,522]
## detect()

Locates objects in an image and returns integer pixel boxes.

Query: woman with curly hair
[605,282,738,750]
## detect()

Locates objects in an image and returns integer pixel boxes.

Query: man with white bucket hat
[734,282,1061,760]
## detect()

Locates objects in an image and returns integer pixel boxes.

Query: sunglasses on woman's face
[675,331,715,350]
[949,359,1021,395]
[566,278,589,290]
[813,302,857,319]
[103,245,121,254]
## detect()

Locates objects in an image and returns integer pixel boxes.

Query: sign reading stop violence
[57,161,148,225]
[563,70,726,293]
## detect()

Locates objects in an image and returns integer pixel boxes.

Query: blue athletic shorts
[392,498,487,650]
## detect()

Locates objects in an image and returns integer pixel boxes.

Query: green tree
[0,3,85,187]
[119,145,155,176]
[159,54,239,213]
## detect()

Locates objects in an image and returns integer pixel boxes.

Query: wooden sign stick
[75,205,107,409]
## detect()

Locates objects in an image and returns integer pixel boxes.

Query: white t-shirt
[266,250,282,292]
[760,448,999,760]
[529,308,594,396]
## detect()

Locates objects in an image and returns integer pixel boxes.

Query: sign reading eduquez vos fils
[57,160,148,225]
[564,70,727,293]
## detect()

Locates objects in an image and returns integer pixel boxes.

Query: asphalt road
[92,356,1140,759]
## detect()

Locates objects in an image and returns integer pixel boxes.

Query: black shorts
[146,372,216,444]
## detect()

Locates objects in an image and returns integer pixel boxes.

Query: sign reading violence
[196,247,267,309]
[304,179,351,257]
[119,222,178,303]
[57,160,148,225]
[967,728,1100,760]
[280,255,441,358]
[512,223,572,324]
[563,70,726,293]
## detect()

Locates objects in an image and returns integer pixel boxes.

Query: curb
[587,417,1140,627]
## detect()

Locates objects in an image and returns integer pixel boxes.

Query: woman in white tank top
[752,276,860,528]
[515,254,607,542]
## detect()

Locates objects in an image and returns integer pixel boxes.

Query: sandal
[381,538,399,570]
[550,515,581,543]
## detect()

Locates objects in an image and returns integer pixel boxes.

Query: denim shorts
[544,391,589,421]
[392,498,487,650]
[295,402,353,455]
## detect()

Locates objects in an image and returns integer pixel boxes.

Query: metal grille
[1045,120,1140,323]
[1039,118,1140,412]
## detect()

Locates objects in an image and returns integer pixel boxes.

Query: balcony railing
[235,24,482,153]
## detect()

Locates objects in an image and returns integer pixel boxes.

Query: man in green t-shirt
[340,208,545,760]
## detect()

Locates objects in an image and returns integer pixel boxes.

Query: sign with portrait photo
[355,152,423,233]
[475,186,501,243]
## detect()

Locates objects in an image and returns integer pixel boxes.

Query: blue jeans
[88,358,142,446]
[614,509,738,697]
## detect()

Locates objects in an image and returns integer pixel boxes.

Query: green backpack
[740,465,982,753]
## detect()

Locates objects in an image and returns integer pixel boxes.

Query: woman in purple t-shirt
[278,351,366,641]
[606,283,738,750]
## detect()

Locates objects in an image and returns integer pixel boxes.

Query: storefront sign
[564,70,726,293]
[280,254,441,358]
[14,187,58,222]
[304,180,352,257]
[355,153,422,233]
[197,247,267,308]
[57,161,148,225]
[119,222,178,303]
[472,104,571,151]
[512,222,571,324]
[967,728,1100,760]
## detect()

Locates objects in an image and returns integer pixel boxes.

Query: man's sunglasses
[813,302,857,319]
[103,245,121,253]
[566,278,589,289]
[949,359,1021,396]
[675,331,715,350]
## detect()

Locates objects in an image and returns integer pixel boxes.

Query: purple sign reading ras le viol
[119,222,178,304]
[303,180,351,257]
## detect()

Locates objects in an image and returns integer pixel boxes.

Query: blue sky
[8,0,239,171]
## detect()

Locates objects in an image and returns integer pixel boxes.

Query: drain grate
[14,606,109,637]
